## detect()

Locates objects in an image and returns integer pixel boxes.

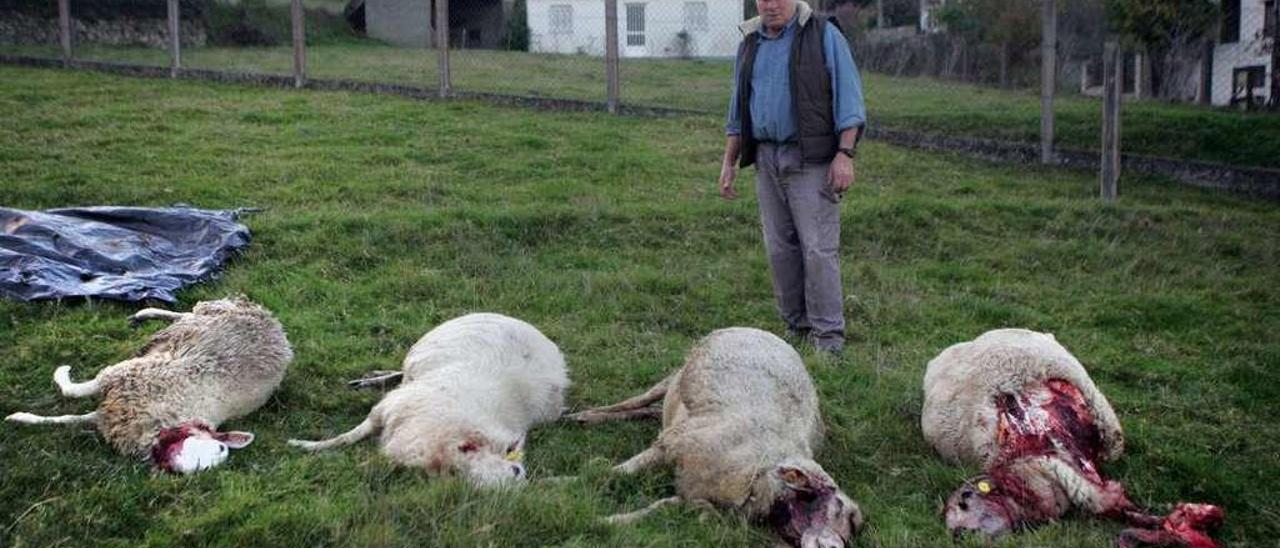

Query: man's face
[756,0,797,33]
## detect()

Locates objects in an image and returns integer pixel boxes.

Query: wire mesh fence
[1,0,1277,175]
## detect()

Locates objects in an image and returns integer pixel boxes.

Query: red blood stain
[149,420,215,473]
[983,380,1223,547]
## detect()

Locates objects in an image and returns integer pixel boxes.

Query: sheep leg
[604,496,682,525]
[287,418,378,452]
[127,308,188,327]
[1115,527,1185,548]
[614,446,666,475]
[569,406,663,424]
[348,371,404,390]
[6,410,99,426]
[566,375,671,424]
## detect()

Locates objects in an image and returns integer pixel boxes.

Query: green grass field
[1,65,1278,547]
[3,39,1280,169]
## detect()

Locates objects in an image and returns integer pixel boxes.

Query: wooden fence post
[167,0,180,78]
[291,0,306,88]
[1040,0,1056,164]
[436,0,451,98]
[605,0,620,113]
[58,0,71,64]
[1100,41,1121,201]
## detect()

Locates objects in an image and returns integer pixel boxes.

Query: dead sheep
[922,328,1223,547]
[288,313,569,487]
[6,296,292,473]
[568,327,863,548]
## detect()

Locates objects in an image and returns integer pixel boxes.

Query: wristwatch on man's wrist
[837,146,857,159]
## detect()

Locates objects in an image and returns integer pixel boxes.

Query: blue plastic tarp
[0,206,251,303]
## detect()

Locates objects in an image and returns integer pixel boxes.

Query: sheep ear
[217,431,255,449]
[507,435,526,454]
[775,465,814,491]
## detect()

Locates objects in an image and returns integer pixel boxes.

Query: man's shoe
[811,335,844,358]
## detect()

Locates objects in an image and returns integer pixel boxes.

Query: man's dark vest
[736,14,838,169]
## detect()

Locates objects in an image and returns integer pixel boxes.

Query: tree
[503,0,529,51]
[935,0,1040,85]
[1105,0,1217,98]
[1269,0,1279,109]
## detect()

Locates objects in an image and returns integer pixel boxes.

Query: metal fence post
[291,0,306,88]
[605,0,620,113]
[1040,0,1056,164]
[58,0,71,65]
[1100,41,1121,201]
[167,0,180,78]
[436,0,451,98]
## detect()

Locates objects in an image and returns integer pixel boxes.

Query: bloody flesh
[986,379,1223,547]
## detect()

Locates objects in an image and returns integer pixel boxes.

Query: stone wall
[0,12,208,48]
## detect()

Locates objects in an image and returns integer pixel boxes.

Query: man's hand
[828,154,854,194]
[719,161,740,200]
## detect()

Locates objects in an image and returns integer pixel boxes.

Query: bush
[0,0,207,20]
[503,0,529,51]
[202,0,287,46]
[202,0,355,47]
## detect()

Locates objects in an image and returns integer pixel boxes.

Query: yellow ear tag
[504,450,524,463]
[976,481,993,494]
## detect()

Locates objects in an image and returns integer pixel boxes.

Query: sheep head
[446,433,527,487]
[765,461,863,548]
[150,420,254,474]
[944,475,1017,540]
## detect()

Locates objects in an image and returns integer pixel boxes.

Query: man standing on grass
[719,0,866,356]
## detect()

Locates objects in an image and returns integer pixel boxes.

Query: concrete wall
[367,0,433,48]
[528,0,743,58]
[1212,0,1274,106]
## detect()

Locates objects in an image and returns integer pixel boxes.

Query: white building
[527,0,744,58]
[1212,0,1275,106]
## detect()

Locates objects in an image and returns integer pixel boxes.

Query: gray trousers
[755,142,845,344]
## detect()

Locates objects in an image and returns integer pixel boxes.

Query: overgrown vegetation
[203,0,354,46]
[502,0,529,52]
[1105,0,1218,98]
[1,66,1277,547]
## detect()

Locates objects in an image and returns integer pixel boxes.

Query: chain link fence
[1,0,1277,177]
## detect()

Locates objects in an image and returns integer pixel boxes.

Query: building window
[683,2,708,32]
[550,4,572,35]
[1231,65,1266,106]
[626,3,646,46]
[1221,0,1240,43]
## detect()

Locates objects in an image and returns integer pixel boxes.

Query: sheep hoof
[564,411,600,424]
[565,407,660,424]
[5,412,38,423]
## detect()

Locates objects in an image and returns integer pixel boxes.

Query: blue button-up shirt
[725,14,866,141]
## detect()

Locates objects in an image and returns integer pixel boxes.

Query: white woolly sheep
[287,313,569,487]
[6,296,292,473]
[923,328,1223,546]
[568,327,863,548]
